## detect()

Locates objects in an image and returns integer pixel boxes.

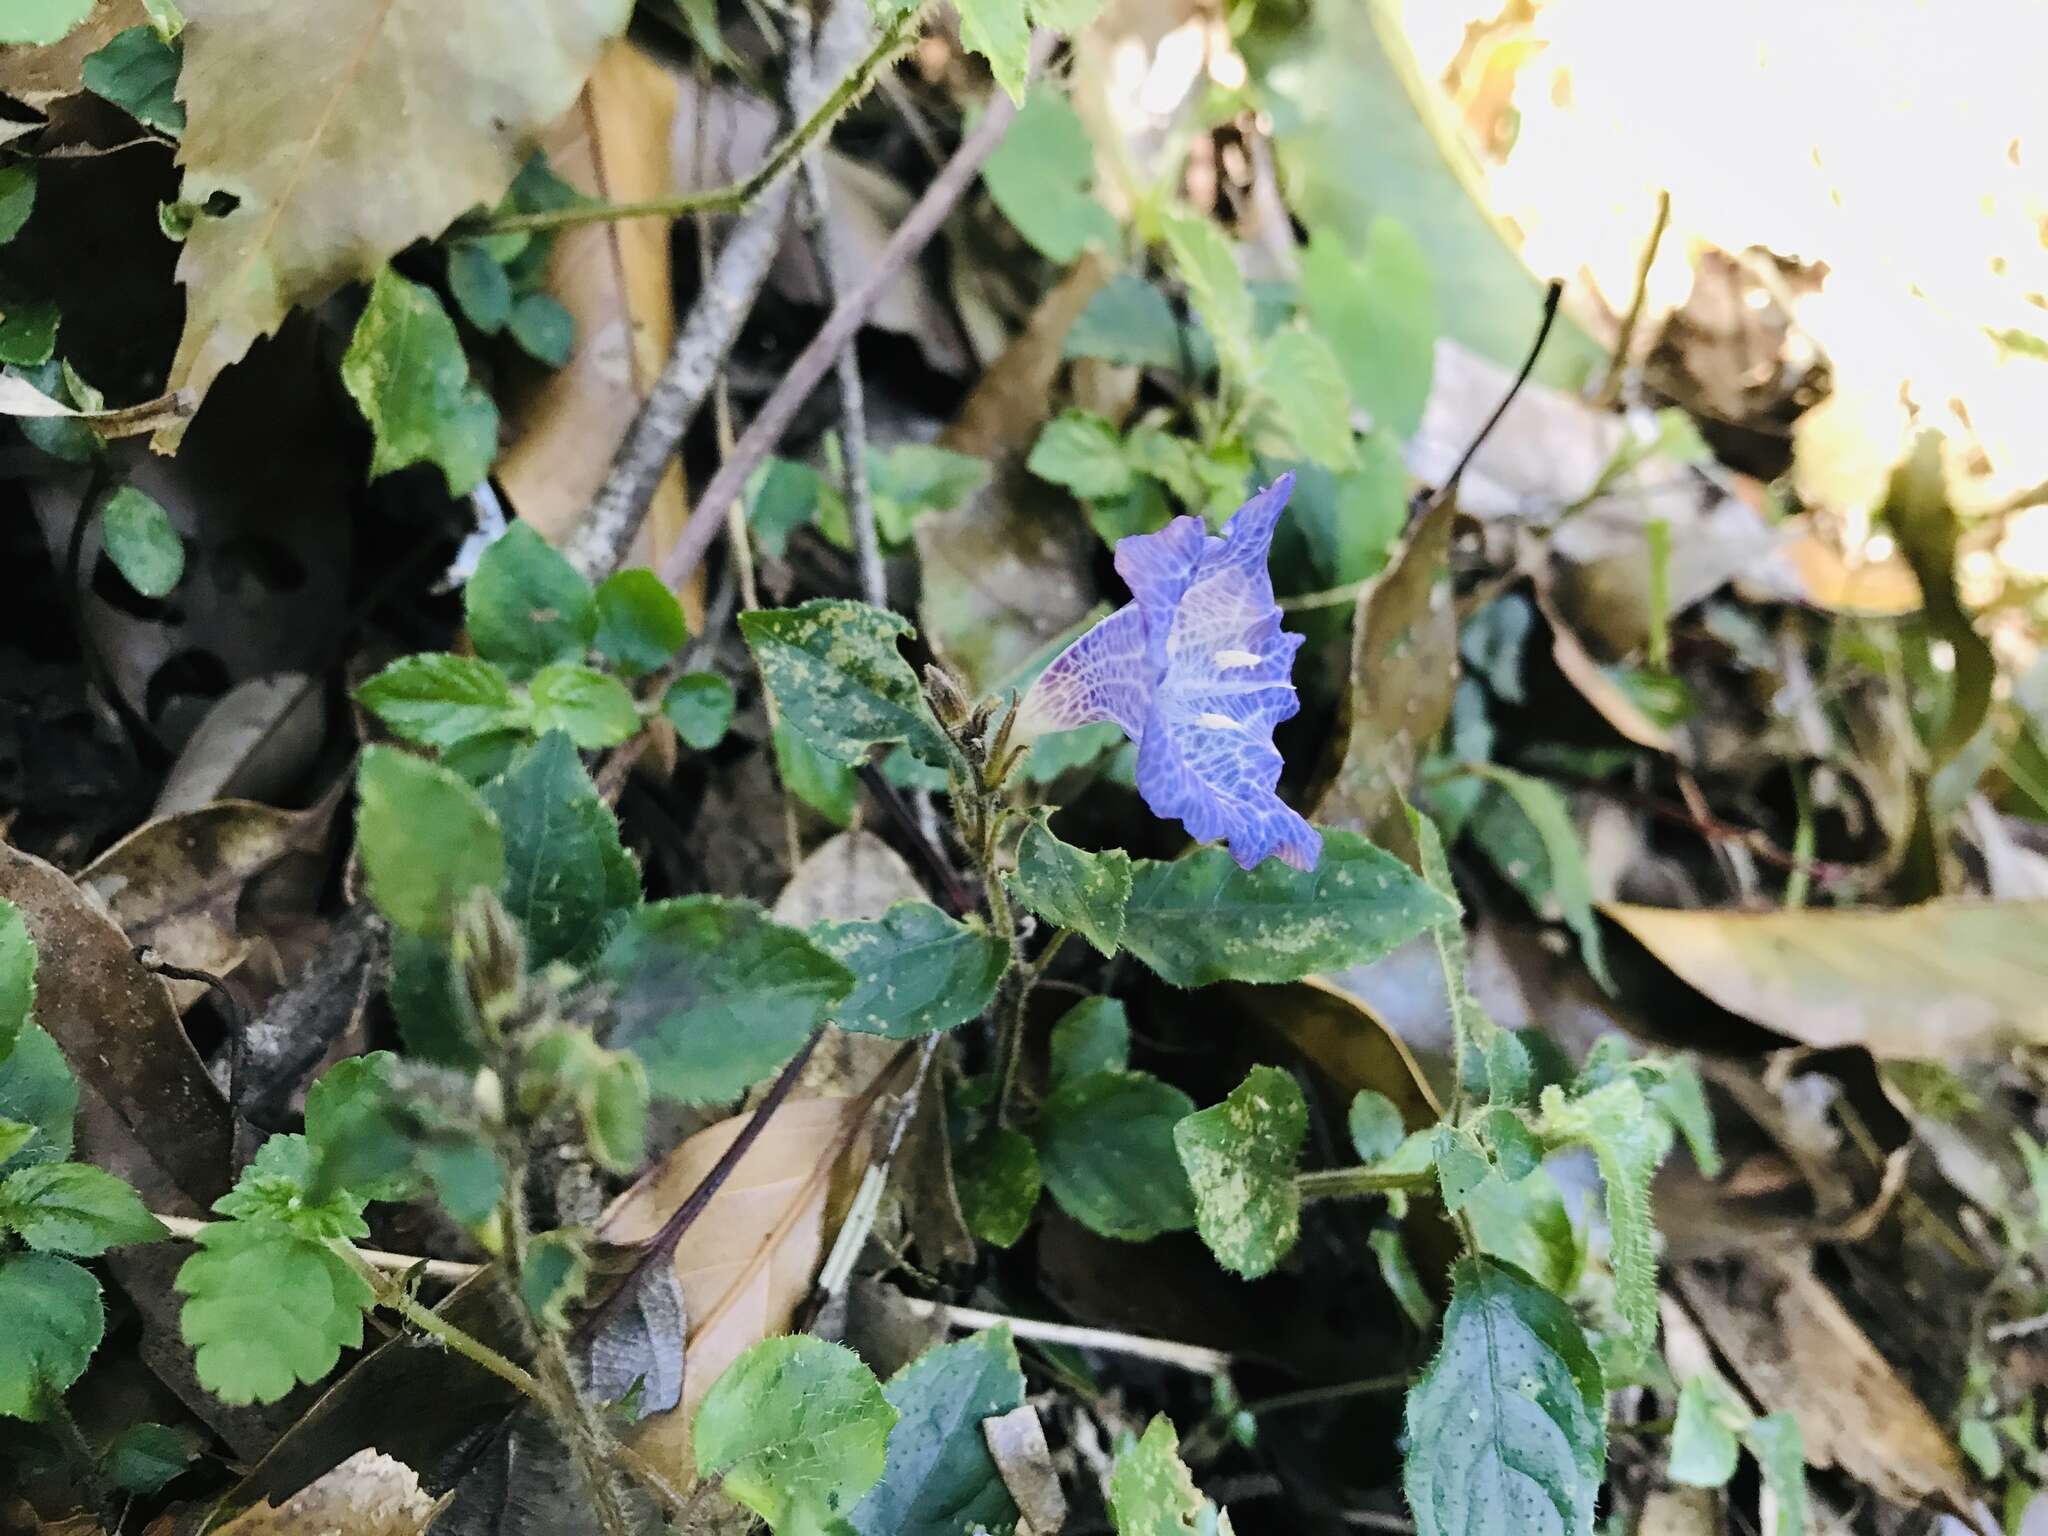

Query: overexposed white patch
[1213,648,1261,669]
[1195,712,1242,730]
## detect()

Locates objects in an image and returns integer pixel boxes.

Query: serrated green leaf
[1121,830,1453,987]
[663,671,736,751]
[598,898,853,1103]
[1253,328,1356,470]
[0,898,33,1063]
[1485,1108,1541,1181]
[741,599,951,768]
[1065,274,1191,371]
[81,26,185,135]
[303,1052,418,1204]
[1466,766,1613,993]
[812,902,1007,1039]
[0,1252,101,1419]
[215,1135,368,1239]
[954,1126,1041,1248]
[1669,1372,1744,1488]
[1432,1125,1490,1213]
[1161,211,1255,386]
[847,1330,1025,1536]
[341,267,499,497]
[1027,409,1134,500]
[528,661,640,748]
[0,1162,164,1256]
[1741,1412,1807,1536]
[0,1025,75,1175]
[356,746,505,936]
[1646,1060,1722,1178]
[1109,1415,1235,1536]
[1539,1078,1669,1367]
[1406,803,1494,1069]
[103,1421,195,1494]
[520,1228,588,1328]
[466,522,597,679]
[1174,1066,1306,1278]
[1011,817,1132,956]
[1300,220,1435,440]
[0,166,32,246]
[1486,1031,1534,1107]
[99,486,184,597]
[1403,1258,1605,1536]
[0,1121,33,1168]
[1463,1167,1580,1296]
[957,0,1031,103]
[175,1216,374,1405]
[1,0,95,46]
[357,652,525,750]
[1038,1070,1195,1240]
[447,240,513,333]
[1348,1089,1405,1162]
[1049,996,1129,1086]
[695,1336,898,1533]
[594,568,687,676]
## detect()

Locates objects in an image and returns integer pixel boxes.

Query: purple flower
[1020,475,1322,871]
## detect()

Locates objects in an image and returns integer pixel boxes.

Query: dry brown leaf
[153,673,326,816]
[497,41,692,590]
[213,1449,439,1536]
[0,841,232,1204]
[598,1095,868,1478]
[983,1405,1067,1536]
[1535,582,1676,753]
[1311,496,1457,854]
[80,795,337,1012]
[157,0,629,446]
[1604,899,2048,1058]
[1219,977,1442,1128]
[1761,520,1923,617]
[0,0,146,110]
[1675,1252,1976,1519]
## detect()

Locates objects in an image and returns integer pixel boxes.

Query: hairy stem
[1294,1166,1436,1202]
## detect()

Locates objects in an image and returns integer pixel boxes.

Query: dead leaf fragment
[984,1405,1067,1536]
[1222,977,1442,1127]
[153,673,326,816]
[213,1449,438,1536]
[158,0,630,445]
[1604,899,2048,1059]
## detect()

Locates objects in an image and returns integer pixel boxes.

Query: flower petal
[1113,513,1207,669]
[1015,601,1151,737]
[1135,693,1323,871]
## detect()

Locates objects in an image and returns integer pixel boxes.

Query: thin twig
[1594,189,1670,410]
[155,1213,479,1281]
[1424,278,1565,515]
[657,37,1050,593]
[856,763,975,915]
[895,1298,1233,1374]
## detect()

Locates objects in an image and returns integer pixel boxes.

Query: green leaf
[341,267,499,497]
[584,1052,649,1174]
[812,903,1007,1039]
[695,1336,898,1533]
[215,1135,368,1239]
[0,1025,76,1174]
[1431,1125,1490,1214]
[175,1216,374,1405]
[520,1229,588,1329]
[0,0,95,45]
[956,0,1030,104]
[466,523,598,679]
[774,716,858,826]
[1403,1257,1605,1536]
[1011,817,1131,956]
[1463,1167,1580,1295]
[1466,766,1614,993]
[0,1162,164,1256]
[1370,1228,1437,1330]
[357,652,525,750]
[663,671,736,750]
[419,1136,502,1225]
[1121,829,1454,987]
[1253,328,1356,470]
[1027,409,1133,500]
[447,241,513,333]
[0,295,58,369]
[1407,802,1495,1066]
[867,443,990,545]
[1109,1415,1235,1536]
[1348,1089,1405,1163]
[598,898,853,1103]
[1669,1373,1743,1488]
[847,1330,1026,1536]
[740,599,951,768]
[0,1122,33,1167]
[1320,430,1410,583]
[1048,996,1129,1086]
[0,1252,101,1419]
[1741,1413,1807,1536]
[509,292,575,367]
[1065,274,1191,371]
[1037,1070,1195,1240]
[103,1422,195,1494]
[303,1053,417,1203]
[478,732,635,965]
[0,166,33,245]
[982,89,1117,257]
[528,662,640,748]
[81,26,185,135]
[99,486,184,597]
[1174,1066,1306,1278]
[748,457,828,559]
[1539,1078,1669,1369]
[1161,210,1256,386]
[1300,220,1435,440]
[356,746,506,937]
[0,898,33,1063]
[954,1126,1041,1248]
[594,569,688,676]
[1028,0,1104,29]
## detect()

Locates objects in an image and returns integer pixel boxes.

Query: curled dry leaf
[1534,581,1676,753]
[597,1094,869,1477]
[983,1404,1067,1536]
[1673,1251,1976,1520]
[1604,899,2048,1059]
[497,41,692,586]
[212,1448,439,1536]
[80,792,339,1013]
[1221,976,1442,1128]
[157,0,629,445]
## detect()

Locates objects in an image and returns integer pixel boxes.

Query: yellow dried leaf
[212,1448,438,1536]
